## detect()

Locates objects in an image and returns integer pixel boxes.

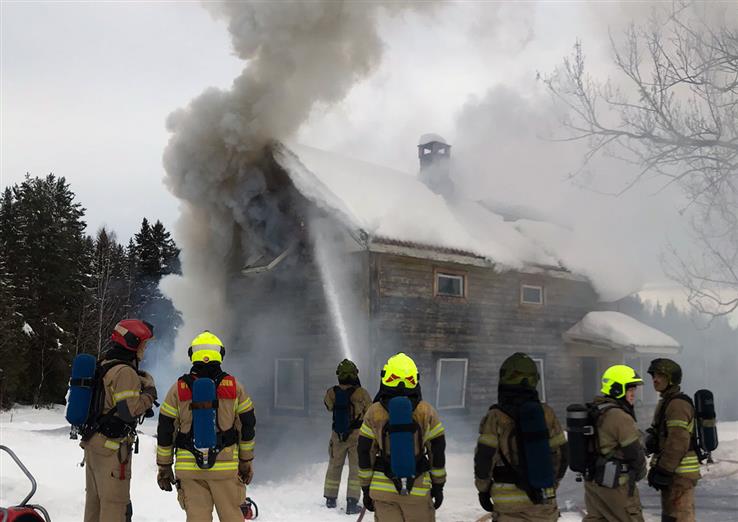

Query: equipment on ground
[386,396,417,495]
[0,445,51,522]
[240,498,258,520]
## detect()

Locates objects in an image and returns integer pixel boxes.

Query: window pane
[438,274,464,296]
[275,359,305,409]
[437,359,467,408]
[522,286,542,304]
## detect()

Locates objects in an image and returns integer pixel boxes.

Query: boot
[346,497,361,515]
[326,497,337,508]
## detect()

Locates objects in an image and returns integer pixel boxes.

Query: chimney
[417,134,454,197]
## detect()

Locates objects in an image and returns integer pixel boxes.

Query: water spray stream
[312,225,353,362]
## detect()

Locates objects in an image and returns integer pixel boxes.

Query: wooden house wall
[368,252,600,418]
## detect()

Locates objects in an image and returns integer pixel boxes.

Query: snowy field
[2,406,738,522]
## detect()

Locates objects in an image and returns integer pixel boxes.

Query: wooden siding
[369,253,600,418]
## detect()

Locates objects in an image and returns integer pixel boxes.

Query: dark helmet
[336,359,359,381]
[499,352,539,389]
[647,358,682,386]
[111,319,154,352]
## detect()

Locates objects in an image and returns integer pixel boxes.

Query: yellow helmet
[601,364,643,399]
[381,353,418,389]
[188,331,225,363]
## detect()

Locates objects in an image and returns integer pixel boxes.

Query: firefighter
[645,358,700,522]
[583,365,647,522]
[155,331,256,522]
[474,352,568,521]
[357,352,446,522]
[82,319,158,522]
[323,359,373,514]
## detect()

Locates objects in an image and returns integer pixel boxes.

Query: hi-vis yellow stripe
[237,398,253,414]
[358,468,373,479]
[104,439,120,450]
[667,419,693,432]
[478,434,498,448]
[424,422,445,442]
[157,445,173,457]
[550,432,567,447]
[160,402,178,418]
[360,423,375,439]
[491,482,533,505]
[370,472,430,497]
[175,448,238,471]
[113,390,139,402]
[239,441,255,451]
[676,455,700,474]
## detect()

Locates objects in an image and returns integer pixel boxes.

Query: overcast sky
[2,1,697,301]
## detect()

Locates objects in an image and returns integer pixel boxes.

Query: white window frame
[436,272,465,298]
[274,358,305,411]
[532,357,547,402]
[521,284,544,305]
[435,357,469,410]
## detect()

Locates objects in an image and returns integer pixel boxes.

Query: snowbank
[3,407,737,521]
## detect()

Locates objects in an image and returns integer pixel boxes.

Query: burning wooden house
[228,135,679,422]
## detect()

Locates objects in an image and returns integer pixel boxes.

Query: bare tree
[544,2,738,317]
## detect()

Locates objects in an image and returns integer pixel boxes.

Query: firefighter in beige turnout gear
[645,358,700,522]
[323,359,373,514]
[156,332,256,522]
[357,353,446,522]
[583,365,647,522]
[82,319,157,522]
[474,353,568,521]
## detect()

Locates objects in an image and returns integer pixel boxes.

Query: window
[435,358,468,409]
[532,357,546,402]
[274,358,306,411]
[521,284,544,305]
[435,271,465,297]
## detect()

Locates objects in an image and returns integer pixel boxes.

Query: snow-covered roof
[418,133,448,146]
[272,142,635,300]
[563,311,681,354]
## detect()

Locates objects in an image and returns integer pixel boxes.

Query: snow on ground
[2,407,737,521]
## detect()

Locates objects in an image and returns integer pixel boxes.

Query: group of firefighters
[81,318,702,522]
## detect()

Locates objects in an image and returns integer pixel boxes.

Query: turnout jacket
[591,397,647,484]
[156,372,255,480]
[474,403,567,506]
[357,400,446,501]
[650,386,701,479]
[81,359,155,452]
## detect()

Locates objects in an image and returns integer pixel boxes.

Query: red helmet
[111,319,154,351]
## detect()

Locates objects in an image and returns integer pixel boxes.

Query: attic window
[435,271,466,298]
[521,284,544,305]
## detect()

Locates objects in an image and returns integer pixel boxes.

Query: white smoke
[160,2,430,360]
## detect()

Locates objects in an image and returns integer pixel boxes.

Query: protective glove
[478,491,494,512]
[362,486,374,512]
[644,428,658,456]
[238,459,254,484]
[138,371,158,401]
[647,466,673,491]
[157,465,174,492]
[431,484,444,509]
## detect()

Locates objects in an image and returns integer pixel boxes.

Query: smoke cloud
[161,2,430,359]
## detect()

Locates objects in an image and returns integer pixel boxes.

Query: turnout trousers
[83,440,133,522]
[324,430,361,500]
[583,481,644,522]
[493,504,560,521]
[660,476,696,522]
[177,477,245,522]
[373,495,435,522]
